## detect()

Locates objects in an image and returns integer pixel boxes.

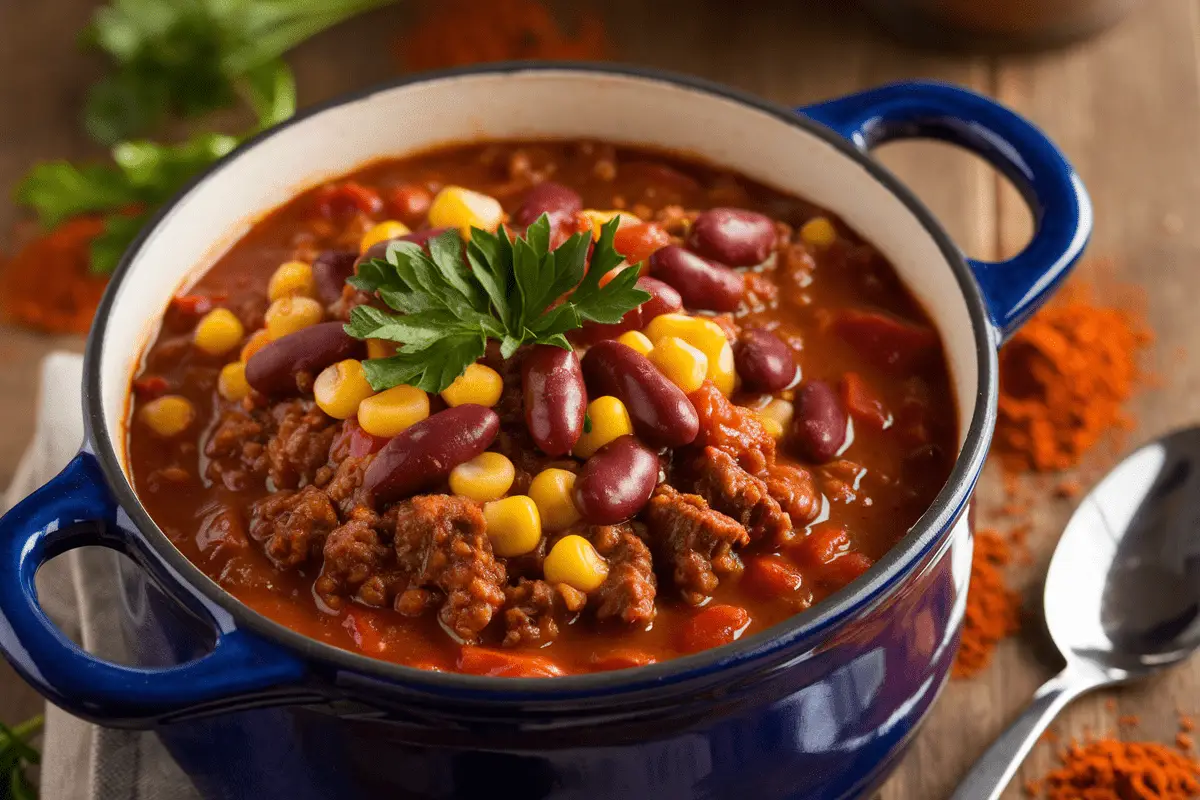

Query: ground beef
[249,485,339,569]
[643,484,747,605]
[390,495,507,643]
[709,314,741,344]
[743,271,779,310]
[688,447,792,545]
[688,381,776,476]
[502,578,587,647]
[265,400,338,490]
[204,404,269,491]
[764,464,822,527]
[587,523,656,627]
[820,459,869,505]
[322,453,375,517]
[315,514,390,610]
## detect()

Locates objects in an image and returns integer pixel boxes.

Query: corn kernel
[357,384,429,437]
[313,360,375,420]
[800,217,838,248]
[580,210,640,241]
[544,534,609,592]
[450,452,516,503]
[139,395,194,438]
[360,220,411,254]
[483,495,542,557]
[573,396,633,459]
[218,362,250,402]
[193,308,244,356]
[759,398,795,432]
[757,413,784,439]
[366,338,396,360]
[265,296,324,340]
[267,261,315,301]
[529,468,582,531]
[240,329,271,362]
[648,336,709,394]
[645,313,736,395]
[616,330,654,356]
[441,363,503,408]
[428,186,503,237]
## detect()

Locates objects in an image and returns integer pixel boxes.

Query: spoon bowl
[952,425,1200,800]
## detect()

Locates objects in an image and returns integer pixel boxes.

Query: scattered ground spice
[994,281,1153,473]
[400,0,608,71]
[0,217,109,335]
[1180,734,1195,752]
[1025,737,1200,799]
[952,528,1022,679]
[1120,715,1141,728]
[1181,716,1196,734]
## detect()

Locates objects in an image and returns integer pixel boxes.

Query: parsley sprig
[0,715,42,800]
[346,215,651,393]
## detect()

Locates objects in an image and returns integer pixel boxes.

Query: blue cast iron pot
[0,65,1090,800]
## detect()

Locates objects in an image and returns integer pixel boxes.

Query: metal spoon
[951,426,1200,800]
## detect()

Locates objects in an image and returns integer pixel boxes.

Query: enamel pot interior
[86,65,996,690]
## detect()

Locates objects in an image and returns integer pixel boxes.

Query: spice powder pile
[952,528,1022,679]
[994,281,1153,473]
[1026,738,1200,800]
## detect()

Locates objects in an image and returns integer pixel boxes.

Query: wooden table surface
[2,2,1197,797]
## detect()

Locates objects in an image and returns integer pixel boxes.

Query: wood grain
[0,1,1193,797]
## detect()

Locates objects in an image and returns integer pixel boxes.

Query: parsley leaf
[347,216,651,393]
[82,0,388,143]
[13,132,239,273]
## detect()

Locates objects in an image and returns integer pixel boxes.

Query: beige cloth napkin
[5,353,200,800]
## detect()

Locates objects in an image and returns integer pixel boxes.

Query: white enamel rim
[83,64,998,694]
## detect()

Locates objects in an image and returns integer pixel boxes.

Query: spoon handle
[949,664,1103,800]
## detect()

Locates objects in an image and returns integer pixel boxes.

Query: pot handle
[798,81,1092,341]
[0,452,315,727]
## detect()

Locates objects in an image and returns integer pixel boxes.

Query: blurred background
[5,1,1200,798]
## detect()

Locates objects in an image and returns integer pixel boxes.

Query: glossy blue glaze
[0,452,311,726]
[800,81,1092,341]
[0,71,1084,800]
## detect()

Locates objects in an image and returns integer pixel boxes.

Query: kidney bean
[512,182,583,229]
[522,344,586,456]
[735,328,799,392]
[648,245,743,312]
[311,250,359,305]
[363,405,500,507]
[581,340,699,448]
[571,276,683,345]
[573,435,660,524]
[792,380,847,463]
[687,207,776,267]
[678,604,751,654]
[245,322,365,396]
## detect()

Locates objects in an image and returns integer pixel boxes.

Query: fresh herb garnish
[346,215,651,393]
[0,715,42,800]
[14,133,239,273]
[81,0,390,144]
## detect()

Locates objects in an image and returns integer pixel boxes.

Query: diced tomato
[678,604,751,654]
[590,649,658,671]
[313,181,384,220]
[613,222,670,265]
[387,182,432,223]
[840,372,892,431]
[819,553,874,591]
[829,310,939,374]
[793,526,851,568]
[333,419,388,455]
[457,646,565,678]
[132,375,169,400]
[169,294,214,319]
[743,555,805,598]
[343,608,388,655]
